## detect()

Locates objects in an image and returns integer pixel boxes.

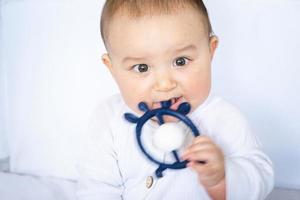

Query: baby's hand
[182,136,225,188]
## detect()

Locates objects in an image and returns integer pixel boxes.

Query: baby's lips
[170,96,183,110]
[152,96,185,110]
[152,102,162,109]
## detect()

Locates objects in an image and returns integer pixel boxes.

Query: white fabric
[0,171,76,200]
[0,0,9,159]
[76,94,274,200]
[1,0,114,180]
[0,157,9,172]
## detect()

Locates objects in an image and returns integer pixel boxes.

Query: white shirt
[76,94,274,200]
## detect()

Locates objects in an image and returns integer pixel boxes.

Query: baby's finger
[185,140,215,152]
[192,135,212,145]
[182,137,216,155]
[187,160,207,170]
[181,142,214,159]
[182,149,214,163]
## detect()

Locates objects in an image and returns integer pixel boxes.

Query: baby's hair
[100,0,213,47]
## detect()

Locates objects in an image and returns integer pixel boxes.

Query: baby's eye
[173,57,190,67]
[132,64,149,73]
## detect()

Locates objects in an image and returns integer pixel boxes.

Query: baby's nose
[153,71,177,92]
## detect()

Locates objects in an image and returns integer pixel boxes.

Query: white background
[1,0,300,189]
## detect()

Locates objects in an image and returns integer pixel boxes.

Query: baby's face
[103,6,218,118]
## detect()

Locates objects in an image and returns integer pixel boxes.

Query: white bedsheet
[1,172,300,200]
[0,172,76,200]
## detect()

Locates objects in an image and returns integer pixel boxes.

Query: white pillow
[1,0,117,180]
[0,0,8,159]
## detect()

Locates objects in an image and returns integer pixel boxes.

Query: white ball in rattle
[152,122,186,152]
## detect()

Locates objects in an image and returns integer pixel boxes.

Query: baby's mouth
[170,96,184,110]
[152,96,184,110]
[150,96,185,123]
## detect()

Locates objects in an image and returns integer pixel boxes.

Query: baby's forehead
[105,13,209,59]
[101,2,212,49]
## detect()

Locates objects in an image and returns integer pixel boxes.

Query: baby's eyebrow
[122,56,146,64]
[173,44,197,53]
[121,45,197,64]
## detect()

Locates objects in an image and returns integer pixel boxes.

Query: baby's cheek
[189,78,210,94]
[188,81,211,107]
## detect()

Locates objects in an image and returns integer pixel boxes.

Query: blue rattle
[124,100,201,178]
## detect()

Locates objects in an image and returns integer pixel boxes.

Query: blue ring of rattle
[136,108,200,169]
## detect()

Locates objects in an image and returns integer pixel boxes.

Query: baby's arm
[183,132,273,200]
[76,104,123,200]
[223,137,274,200]
[183,99,274,200]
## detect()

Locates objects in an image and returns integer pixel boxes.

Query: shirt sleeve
[218,102,274,200]
[225,148,274,200]
[76,102,124,200]
[196,98,274,200]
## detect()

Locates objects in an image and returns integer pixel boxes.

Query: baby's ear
[209,36,219,60]
[102,53,113,70]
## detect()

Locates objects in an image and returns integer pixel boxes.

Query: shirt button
[146,176,154,188]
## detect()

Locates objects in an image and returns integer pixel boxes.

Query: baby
[77,1,274,199]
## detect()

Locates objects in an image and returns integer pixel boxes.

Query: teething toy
[124,100,200,178]
[152,122,186,152]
